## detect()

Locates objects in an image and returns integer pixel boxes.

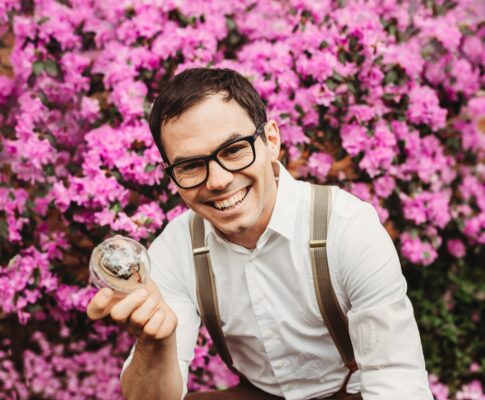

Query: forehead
[162,94,254,162]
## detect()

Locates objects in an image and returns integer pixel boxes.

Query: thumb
[87,288,115,320]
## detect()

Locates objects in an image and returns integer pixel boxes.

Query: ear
[264,119,281,162]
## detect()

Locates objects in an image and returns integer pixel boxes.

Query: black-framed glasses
[165,123,266,189]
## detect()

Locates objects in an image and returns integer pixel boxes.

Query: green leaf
[0,219,8,239]
[337,51,347,64]
[145,164,156,172]
[326,79,337,91]
[226,16,236,31]
[385,70,398,85]
[33,61,44,75]
[294,104,304,115]
[110,202,122,214]
[44,60,59,77]
[37,91,49,107]
[347,81,357,95]
[38,16,50,25]
[332,72,344,82]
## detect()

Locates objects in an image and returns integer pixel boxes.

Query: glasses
[165,124,265,189]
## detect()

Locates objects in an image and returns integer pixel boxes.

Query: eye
[220,143,248,158]
[181,161,203,172]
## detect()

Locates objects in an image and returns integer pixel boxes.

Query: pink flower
[306,152,333,182]
[448,59,480,97]
[429,374,450,400]
[400,191,451,228]
[400,193,427,225]
[312,84,336,107]
[447,239,466,258]
[110,80,148,122]
[400,232,438,266]
[341,124,369,156]
[463,213,485,244]
[373,176,395,198]
[407,85,447,130]
[348,104,375,123]
[416,13,462,52]
[456,380,485,400]
[382,39,424,79]
[0,76,15,105]
[462,35,484,64]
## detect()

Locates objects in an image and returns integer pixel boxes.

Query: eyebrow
[171,132,244,164]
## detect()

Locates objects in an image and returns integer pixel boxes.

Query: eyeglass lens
[172,139,255,188]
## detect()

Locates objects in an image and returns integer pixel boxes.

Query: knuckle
[110,307,126,322]
[130,313,147,327]
[171,311,178,327]
[143,324,158,337]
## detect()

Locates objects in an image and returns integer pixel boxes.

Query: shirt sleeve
[336,201,433,399]
[121,230,201,399]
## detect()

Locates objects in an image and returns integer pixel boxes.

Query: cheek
[177,190,198,208]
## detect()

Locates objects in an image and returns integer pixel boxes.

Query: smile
[211,187,249,211]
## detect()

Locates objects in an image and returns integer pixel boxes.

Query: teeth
[213,188,248,210]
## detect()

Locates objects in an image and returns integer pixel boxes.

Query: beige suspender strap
[309,184,358,373]
[189,213,245,379]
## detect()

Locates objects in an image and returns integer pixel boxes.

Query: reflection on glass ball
[89,236,151,294]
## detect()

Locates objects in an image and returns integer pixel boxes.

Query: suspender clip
[193,246,209,255]
[309,239,327,248]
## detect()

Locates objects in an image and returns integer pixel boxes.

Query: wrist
[136,332,176,356]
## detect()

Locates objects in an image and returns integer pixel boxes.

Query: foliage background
[0,0,484,399]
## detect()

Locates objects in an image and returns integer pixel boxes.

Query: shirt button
[287,383,296,390]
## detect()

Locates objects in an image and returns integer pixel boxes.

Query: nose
[205,160,233,191]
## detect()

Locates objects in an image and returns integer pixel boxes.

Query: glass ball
[89,235,151,294]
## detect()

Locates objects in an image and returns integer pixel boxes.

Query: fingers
[143,309,165,337]
[141,305,178,340]
[87,288,114,320]
[86,279,178,342]
[110,289,149,324]
[154,308,177,340]
[130,296,161,326]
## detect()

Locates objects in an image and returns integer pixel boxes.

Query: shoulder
[330,185,373,222]
[149,208,194,255]
[328,185,386,250]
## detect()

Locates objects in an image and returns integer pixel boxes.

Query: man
[87,68,433,399]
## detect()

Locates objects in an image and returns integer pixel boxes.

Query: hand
[86,279,177,343]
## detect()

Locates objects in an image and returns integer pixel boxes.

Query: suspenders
[189,184,360,396]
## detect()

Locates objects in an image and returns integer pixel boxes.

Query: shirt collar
[266,161,299,241]
[203,161,300,243]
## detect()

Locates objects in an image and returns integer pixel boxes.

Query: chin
[215,215,256,237]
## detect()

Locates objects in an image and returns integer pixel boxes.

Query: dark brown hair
[149,68,267,164]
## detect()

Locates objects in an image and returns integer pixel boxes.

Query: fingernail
[138,289,148,297]
[102,289,113,299]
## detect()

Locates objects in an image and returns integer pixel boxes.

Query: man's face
[162,93,281,247]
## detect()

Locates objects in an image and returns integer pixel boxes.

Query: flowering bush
[1,0,484,398]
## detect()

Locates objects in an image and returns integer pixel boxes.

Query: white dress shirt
[123,163,433,400]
